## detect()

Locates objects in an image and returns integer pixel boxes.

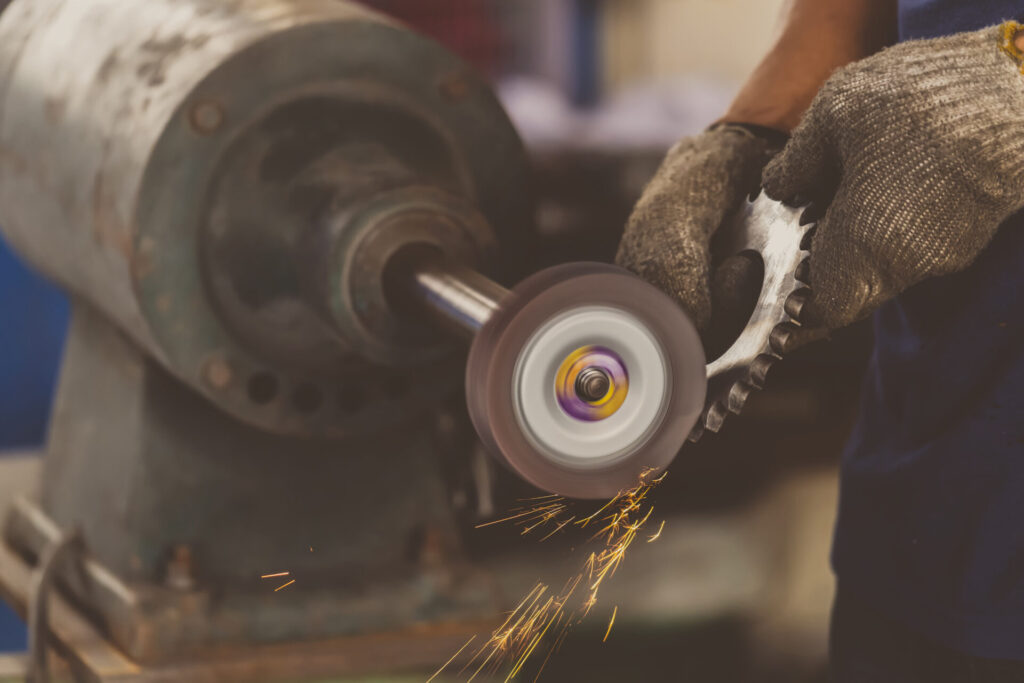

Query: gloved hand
[616,125,783,331]
[763,22,1024,329]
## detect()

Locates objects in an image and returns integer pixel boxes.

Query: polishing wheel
[465,263,706,499]
[396,256,706,499]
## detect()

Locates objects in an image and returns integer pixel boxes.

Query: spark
[603,606,618,642]
[260,571,289,579]
[427,635,476,683]
[532,635,561,683]
[444,467,667,681]
[474,501,567,529]
[273,579,295,592]
[575,493,620,529]
[647,520,666,543]
[539,516,575,542]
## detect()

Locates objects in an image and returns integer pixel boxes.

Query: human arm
[724,0,897,131]
[616,0,897,330]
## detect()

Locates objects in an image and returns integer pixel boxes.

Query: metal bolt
[165,544,196,591]
[575,367,611,404]
[202,356,232,389]
[189,101,223,134]
[438,73,471,101]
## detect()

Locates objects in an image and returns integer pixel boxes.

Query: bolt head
[190,101,223,134]
[203,357,233,389]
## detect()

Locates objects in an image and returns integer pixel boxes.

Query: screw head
[202,356,233,389]
[190,101,223,134]
[438,73,471,101]
[165,544,196,591]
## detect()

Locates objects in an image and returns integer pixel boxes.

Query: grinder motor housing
[0,0,537,665]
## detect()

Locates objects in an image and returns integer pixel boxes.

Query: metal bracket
[27,529,82,683]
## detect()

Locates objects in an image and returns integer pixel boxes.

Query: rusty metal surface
[27,529,85,682]
[0,534,492,682]
[0,538,139,680]
[0,0,379,360]
[0,0,380,351]
[316,187,497,367]
[4,498,140,652]
[0,3,536,659]
[0,0,534,438]
[20,305,497,663]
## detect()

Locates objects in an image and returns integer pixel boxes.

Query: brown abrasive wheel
[465,263,706,499]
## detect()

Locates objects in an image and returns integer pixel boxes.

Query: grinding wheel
[465,263,706,499]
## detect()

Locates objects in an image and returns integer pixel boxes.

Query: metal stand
[27,530,82,683]
[0,305,500,678]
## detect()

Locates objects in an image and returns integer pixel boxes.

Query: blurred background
[0,0,873,680]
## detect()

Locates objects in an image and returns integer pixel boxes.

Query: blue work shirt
[832,1,1024,660]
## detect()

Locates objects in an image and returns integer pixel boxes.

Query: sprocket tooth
[687,422,705,443]
[726,381,755,414]
[799,204,821,226]
[769,322,801,355]
[800,225,816,251]
[704,401,730,433]
[784,288,812,321]
[795,257,811,284]
[747,354,777,389]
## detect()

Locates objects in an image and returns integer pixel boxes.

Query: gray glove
[763,23,1024,329]
[616,125,780,331]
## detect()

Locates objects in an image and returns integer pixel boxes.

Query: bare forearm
[724,0,898,131]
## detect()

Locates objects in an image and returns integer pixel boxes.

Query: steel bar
[405,258,510,340]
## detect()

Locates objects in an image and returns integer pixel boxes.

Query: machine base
[6,305,498,670]
[0,527,489,681]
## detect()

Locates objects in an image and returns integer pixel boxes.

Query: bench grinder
[0,0,811,677]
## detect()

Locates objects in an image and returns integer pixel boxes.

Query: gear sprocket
[690,192,815,442]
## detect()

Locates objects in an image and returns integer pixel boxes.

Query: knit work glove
[763,23,1024,329]
[616,125,782,331]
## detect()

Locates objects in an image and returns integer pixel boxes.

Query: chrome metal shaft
[406,257,510,340]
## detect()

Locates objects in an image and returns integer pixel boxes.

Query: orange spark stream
[603,606,618,643]
[430,467,666,682]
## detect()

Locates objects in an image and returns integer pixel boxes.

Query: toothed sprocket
[689,192,814,442]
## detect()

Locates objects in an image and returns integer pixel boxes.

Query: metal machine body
[0,0,533,438]
[0,0,534,672]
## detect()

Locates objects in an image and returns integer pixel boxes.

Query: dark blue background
[0,234,68,652]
